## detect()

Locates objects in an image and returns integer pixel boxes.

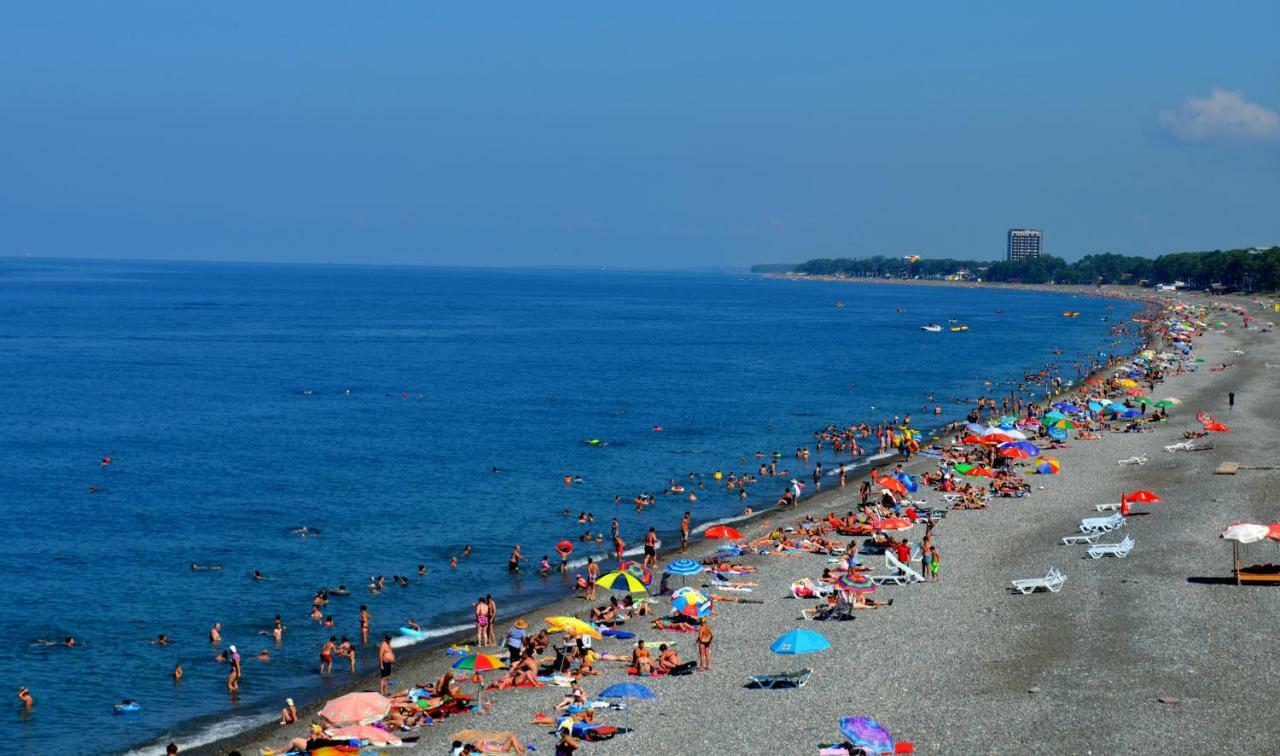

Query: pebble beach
[195,291,1279,756]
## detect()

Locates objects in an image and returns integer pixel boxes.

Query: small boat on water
[835,301,844,308]
[1063,311,1080,318]
[921,324,942,332]
[949,325,969,332]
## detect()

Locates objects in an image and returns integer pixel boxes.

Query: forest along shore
[201,293,1279,755]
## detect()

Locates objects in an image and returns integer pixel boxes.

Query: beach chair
[1117,455,1148,466]
[871,552,926,586]
[1094,502,1122,512]
[746,668,812,689]
[1010,567,1066,594]
[1061,532,1103,545]
[1087,535,1134,559]
[1164,441,1193,452]
[708,578,753,592]
[1079,513,1126,534]
[802,604,855,622]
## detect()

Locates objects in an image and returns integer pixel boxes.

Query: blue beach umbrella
[1043,411,1066,422]
[891,471,918,493]
[770,629,830,655]
[1047,426,1068,441]
[598,682,656,700]
[664,559,703,576]
[1001,440,1042,457]
[1087,401,1103,413]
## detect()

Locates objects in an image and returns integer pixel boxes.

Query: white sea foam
[122,714,272,756]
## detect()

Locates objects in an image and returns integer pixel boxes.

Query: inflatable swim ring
[556,541,573,557]
[113,702,142,714]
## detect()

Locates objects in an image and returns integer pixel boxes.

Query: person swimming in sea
[191,563,222,571]
[35,637,76,648]
[153,634,170,646]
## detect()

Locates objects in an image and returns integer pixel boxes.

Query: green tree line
[779,246,1280,291]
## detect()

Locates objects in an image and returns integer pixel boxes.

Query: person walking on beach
[680,512,691,553]
[696,619,714,672]
[474,598,490,646]
[486,595,498,645]
[643,527,658,569]
[1229,391,1235,410]
[613,532,625,563]
[378,635,395,695]
[585,558,599,601]
[928,545,940,582]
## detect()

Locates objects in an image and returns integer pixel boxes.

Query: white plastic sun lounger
[871,552,926,586]
[1011,567,1066,594]
[709,578,753,592]
[1164,441,1193,452]
[1094,502,1122,512]
[1117,455,1148,466]
[1061,532,1103,545]
[1079,513,1126,534]
[1087,535,1134,559]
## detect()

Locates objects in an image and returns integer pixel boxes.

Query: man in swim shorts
[378,635,395,695]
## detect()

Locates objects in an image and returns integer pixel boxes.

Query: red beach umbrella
[964,466,995,478]
[960,435,988,445]
[1125,490,1162,503]
[981,433,1015,445]
[704,525,743,540]
[998,445,1032,459]
[875,476,907,494]
[1204,421,1230,432]
[1268,523,1280,542]
[872,517,913,532]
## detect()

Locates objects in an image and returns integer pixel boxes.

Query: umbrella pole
[1234,542,1241,587]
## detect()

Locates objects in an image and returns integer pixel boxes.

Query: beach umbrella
[452,653,507,672]
[770,629,830,655]
[1043,411,1066,422]
[1047,425,1068,441]
[839,716,895,754]
[984,427,1026,440]
[704,525,743,540]
[875,476,907,494]
[960,434,990,445]
[1153,400,1176,409]
[1034,457,1061,474]
[1220,523,1269,543]
[1053,402,1083,414]
[1052,418,1079,430]
[871,517,913,532]
[1125,490,1162,503]
[892,471,918,493]
[963,466,995,478]
[980,432,1016,445]
[328,725,402,747]
[1267,523,1280,542]
[997,444,1032,459]
[599,681,656,700]
[1134,396,1154,405]
[1204,421,1230,432]
[1087,401,1103,413]
[1164,397,1183,405]
[671,587,713,618]
[1115,378,1137,387]
[544,616,604,639]
[618,560,653,586]
[836,573,876,594]
[319,692,391,726]
[964,422,988,434]
[594,571,649,594]
[664,559,703,576]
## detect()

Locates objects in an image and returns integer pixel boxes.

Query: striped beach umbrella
[595,570,648,593]
[451,653,507,672]
[664,559,703,576]
[618,560,653,586]
[1034,457,1061,475]
[671,588,713,618]
[836,573,876,594]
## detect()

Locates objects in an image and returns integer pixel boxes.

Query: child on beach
[928,545,940,581]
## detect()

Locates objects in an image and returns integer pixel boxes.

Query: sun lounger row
[1079,513,1126,534]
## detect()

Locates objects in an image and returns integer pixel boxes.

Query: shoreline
[760,272,1173,303]
[168,290,1163,756]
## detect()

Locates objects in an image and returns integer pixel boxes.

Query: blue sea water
[0,260,1140,754]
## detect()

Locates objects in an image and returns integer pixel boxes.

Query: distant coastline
[759,272,1164,302]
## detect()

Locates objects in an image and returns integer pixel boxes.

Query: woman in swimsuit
[696,619,714,671]
[474,598,490,646]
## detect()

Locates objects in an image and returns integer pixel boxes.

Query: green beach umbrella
[1154,400,1176,409]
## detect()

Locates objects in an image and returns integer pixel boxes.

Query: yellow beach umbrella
[544,616,603,639]
[595,570,649,593]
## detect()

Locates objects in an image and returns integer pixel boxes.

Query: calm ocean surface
[0,260,1139,753]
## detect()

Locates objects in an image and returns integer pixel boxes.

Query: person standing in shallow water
[508,545,525,573]
[585,558,599,601]
[680,512,691,553]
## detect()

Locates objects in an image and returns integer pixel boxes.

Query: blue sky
[1,3,1277,268]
